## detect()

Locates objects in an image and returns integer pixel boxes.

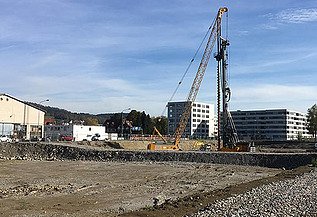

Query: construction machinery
[214,20,250,152]
[148,7,228,151]
[147,127,178,150]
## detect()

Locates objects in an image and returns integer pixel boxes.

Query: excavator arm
[173,7,228,148]
[153,126,168,144]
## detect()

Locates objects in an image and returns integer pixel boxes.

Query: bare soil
[0,159,286,217]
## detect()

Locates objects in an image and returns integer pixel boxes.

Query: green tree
[152,116,168,135]
[84,117,99,126]
[140,112,153,134]
[307,104,317,141]
[127,110,142,127]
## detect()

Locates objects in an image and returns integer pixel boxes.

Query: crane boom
[173,7,228,148]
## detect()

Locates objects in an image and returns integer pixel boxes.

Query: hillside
[27,102,167,134]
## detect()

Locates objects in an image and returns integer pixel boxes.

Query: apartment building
[230,109,310,141]
[167,101,215,139]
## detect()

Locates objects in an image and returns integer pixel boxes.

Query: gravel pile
[190,168,317,217]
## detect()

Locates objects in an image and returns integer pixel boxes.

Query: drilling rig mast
[215,37,239,150]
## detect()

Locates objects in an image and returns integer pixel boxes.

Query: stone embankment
[0,142,316,169]
[189,168,317,217]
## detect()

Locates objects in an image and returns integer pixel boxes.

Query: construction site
[1,5,317,217]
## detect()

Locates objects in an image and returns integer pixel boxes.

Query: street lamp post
[121,108,131,139]
[37,99,49,139]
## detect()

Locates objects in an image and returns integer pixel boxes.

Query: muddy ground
[0,159,289,217]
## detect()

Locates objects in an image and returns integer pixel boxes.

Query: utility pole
[37,99,49,139]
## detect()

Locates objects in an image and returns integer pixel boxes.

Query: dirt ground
[0,159,285,217]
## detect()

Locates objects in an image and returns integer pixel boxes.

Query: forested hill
[27,102,168,135]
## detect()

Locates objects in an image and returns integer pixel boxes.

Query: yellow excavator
[147,7,228,151]
[147,127,179,150]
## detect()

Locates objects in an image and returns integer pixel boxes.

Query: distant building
[230,109,310,141]
[0,93,46,140]
[167,101,215,139]
[45,124,118,141]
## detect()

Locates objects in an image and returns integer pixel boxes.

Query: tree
[152,116,168,135]
[84,117,99,126]
[127,110,142,127]
[140,112,153,134]
[307,104,317,141]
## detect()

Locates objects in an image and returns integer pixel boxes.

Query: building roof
[0,93,47,113]
[232,108,306,114]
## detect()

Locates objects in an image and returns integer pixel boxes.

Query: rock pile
[190,168,317,217]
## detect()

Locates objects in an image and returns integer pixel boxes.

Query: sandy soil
[0,159,281,217]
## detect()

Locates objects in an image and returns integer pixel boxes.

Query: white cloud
[262,8,317,30]
[231,51,317,75]
[276,8,317,24]
[236,84,317,101]
[230,84,317,112]
[12,72,172,115]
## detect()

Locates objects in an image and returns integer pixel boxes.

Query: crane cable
[160,16,217,117]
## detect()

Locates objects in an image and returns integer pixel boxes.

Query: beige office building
[0,94,45,140]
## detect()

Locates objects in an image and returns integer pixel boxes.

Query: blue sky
[0,0,317,116]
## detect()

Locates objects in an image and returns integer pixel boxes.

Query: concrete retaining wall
[0,143,316,169]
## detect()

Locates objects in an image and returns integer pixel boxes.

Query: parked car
[91,133,107,141]
[60,135,73,141]
[0,135,12,143]
[82,134,93,141]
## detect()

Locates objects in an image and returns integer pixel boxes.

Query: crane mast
[173,7,228,148]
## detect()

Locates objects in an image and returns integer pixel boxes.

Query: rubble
[189,169,317,217]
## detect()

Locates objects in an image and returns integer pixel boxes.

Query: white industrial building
[45,124,118,141]
[167,101,215,139]
[0,93,45,140]
[230,109,310,141]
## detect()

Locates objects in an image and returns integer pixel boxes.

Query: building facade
[167,101,215,139]
[230,109,310,141]
[45,124,118,141]
[0,94,45,140]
